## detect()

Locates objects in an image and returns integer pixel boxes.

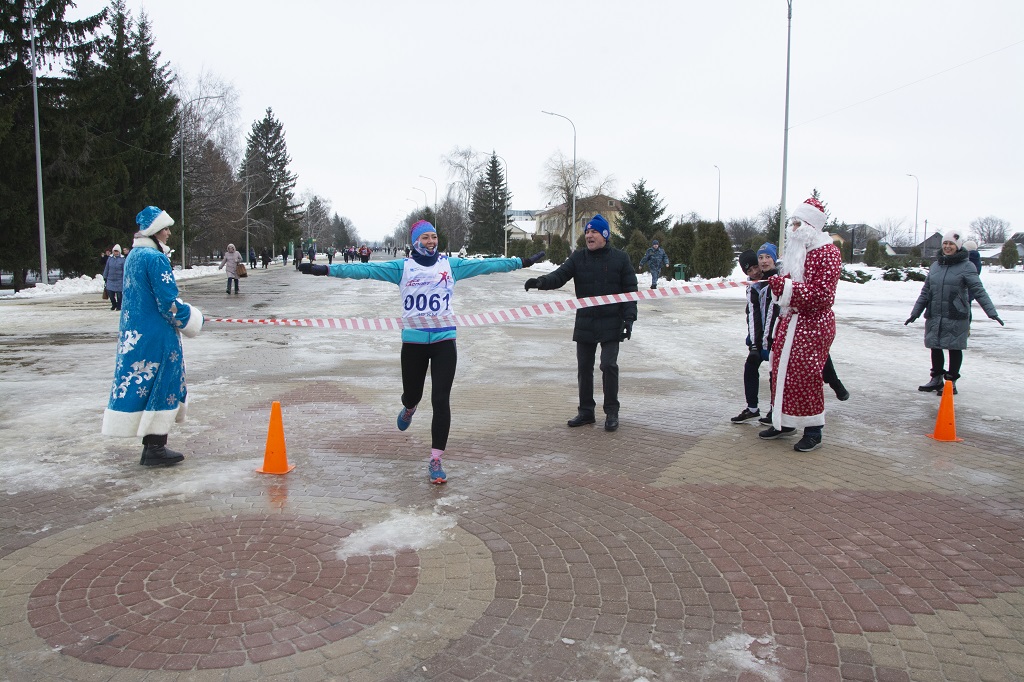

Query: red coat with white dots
[768,243,842,429]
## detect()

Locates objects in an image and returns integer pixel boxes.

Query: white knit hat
[942,229,964,248]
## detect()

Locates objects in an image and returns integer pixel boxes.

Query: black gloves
[904,317,916,325]
[299,263,329,276]
[521,251,546,268]
[993,316,1004,326]
[620,321,633,341]
[524,278,540,291]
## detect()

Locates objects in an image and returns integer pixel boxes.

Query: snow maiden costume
[762,197,842,452]
[101,207,203,466]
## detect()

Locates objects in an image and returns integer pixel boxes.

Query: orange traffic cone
[257,401,295,473]
[926,380,963,442]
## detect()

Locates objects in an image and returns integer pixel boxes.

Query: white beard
[781,225,831,282]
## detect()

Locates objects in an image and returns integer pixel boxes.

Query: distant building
[535,194,624,242]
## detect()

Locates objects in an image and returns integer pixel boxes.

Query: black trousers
[931,348,963,377]
[401,340,457,451]
[743,352,764,409]
[577,340,620,416]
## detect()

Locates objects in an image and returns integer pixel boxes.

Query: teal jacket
[326,255,524,343]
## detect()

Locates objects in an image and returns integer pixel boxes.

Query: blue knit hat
[136,206,174,236]
[410,220,436,243]
[756,242,778,263]
[585,214,610,241]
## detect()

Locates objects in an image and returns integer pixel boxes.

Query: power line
[791,38,1024,129]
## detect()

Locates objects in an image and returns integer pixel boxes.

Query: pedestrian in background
[101,206,203,466]
[102,244,125,311]
[906,229,1003,396]
[300,220,544,485]
[638,239,670,289]
[524,214,638,433]
[218,243,243,294]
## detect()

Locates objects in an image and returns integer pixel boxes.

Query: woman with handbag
[218,243,244,294]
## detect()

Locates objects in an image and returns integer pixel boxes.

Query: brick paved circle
[26,513,416,670]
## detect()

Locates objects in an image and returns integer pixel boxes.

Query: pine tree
[665,222,696,280]
[614,179,670,247]
[239,108,302,248]
[547,234,569,266]
[864,239,881,267]
[626,230,649,271]
[691,221,734,278]
[467,153,508,254]
[999,240,1018,269]
[0,0,104,285]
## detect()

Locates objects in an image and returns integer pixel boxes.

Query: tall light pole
[28,14,47,285]
[542,111,577,248]
[713,164,721,223]
[418,175,438,235]
[413,186,428,212]
[778,0,794,258]
[179,94,223,269]
[906,174,919,246]
[495,154,511,254]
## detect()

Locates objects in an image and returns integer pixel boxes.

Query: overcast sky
[68,0,1023,242]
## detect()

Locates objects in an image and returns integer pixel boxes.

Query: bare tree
[539,151,615,239]
[442,146,487,217]
[726,217,761,246]
[874,217,913,247]
[300,192,332,246]
[970,215,1010,244]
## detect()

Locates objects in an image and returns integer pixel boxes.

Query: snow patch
[703,633,782,681]
[121,460,257,503]
[336,508,457,560]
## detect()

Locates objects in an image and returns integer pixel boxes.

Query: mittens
[521,251,546,268]
[524,278,540,291]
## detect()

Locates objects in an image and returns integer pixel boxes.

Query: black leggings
[931,348,963,378]
[401,340,457,451]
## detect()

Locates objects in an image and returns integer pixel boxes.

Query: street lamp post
[713,164,721,223]
[906,174,919,246]
[179,94,223,269]
[542,111,577,248]
[778,0,794,258]
[28,14,48,285]
[495,154,510,254]
[413,186,428,214]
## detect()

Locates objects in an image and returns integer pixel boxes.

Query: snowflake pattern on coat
[768,243,842,429]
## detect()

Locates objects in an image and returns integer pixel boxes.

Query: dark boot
[567,413,596,427]
[936,373,959,396]
[829,379,850,401]
[604,412,619,432]
[918,371,944,392]
[140,435,185,467]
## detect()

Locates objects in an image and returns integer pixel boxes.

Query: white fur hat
[112,244,122,253]
[790,197,827,230]
[963,239,978,251]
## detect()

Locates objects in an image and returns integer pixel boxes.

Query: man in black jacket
[524,214,638,431]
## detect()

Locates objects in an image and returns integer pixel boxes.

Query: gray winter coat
[909,249,999,350]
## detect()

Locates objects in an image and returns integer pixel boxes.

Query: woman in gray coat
[905,229,1003,395]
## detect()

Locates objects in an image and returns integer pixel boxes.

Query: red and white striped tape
[208,280,746,329]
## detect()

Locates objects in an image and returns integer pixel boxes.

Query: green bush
[839,268,872,284]
[882,268,903,281]
[547,235,569,265]
[1000,240,1020,269]
[905,269,926,282]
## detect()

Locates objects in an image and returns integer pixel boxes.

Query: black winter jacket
[534,245,638,343]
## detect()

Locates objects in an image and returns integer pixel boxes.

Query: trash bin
[674,263,687,281]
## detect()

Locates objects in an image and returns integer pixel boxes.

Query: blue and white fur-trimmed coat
[101,235,203,437]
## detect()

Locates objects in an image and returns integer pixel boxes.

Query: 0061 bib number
[404,293,450,313]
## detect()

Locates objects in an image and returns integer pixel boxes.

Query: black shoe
[831,382,850,401]
[731,408,760,423]
[758,411,773,425]
[567,413,596,427]
[759,426,796,440]
[918,374,944,392]
[140,444,185,467]
[604,415,619,432]
[794,433,822,452]
[936,374,958,396]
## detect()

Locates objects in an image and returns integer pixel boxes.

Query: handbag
[102,289,109,300]
[237,263,248,278]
